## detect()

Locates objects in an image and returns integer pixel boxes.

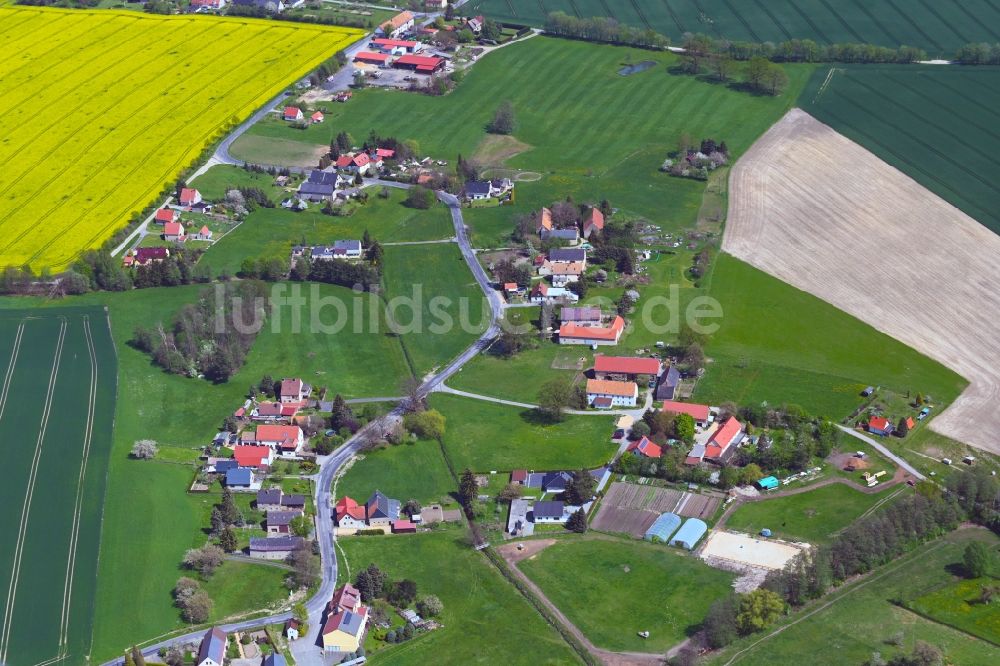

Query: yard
[706,529,1000,665]
[336,439,457,507]
[907,573,1000,645]
[448,340,590,403]
[336,531,580,664]
[197,188,454,278]
[724,482,907,546]
[430,393,616,472]
[189,164,288,203]
[517,536,735,652]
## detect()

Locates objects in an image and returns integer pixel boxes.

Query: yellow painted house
[322,584,369,653]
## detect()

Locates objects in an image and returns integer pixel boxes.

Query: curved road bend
[101,193,503,666]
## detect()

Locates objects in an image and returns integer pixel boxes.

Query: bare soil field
[593,482,720,536]
[725,109,1000,455]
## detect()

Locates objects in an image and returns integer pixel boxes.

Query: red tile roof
[559,316,625,342]
[904,416,915,429]
[376,148,395,158]
[371,38,417,48]
[584,207,605,230]
[586,378,638,398]
[154,208,176,223]
[380,11,414,32]
[179,188,200,205]
[354,51,390,63]
[628,436,662,458]
[709,416,743,449]
[594,355,660,376]
[868,416,892,431]
[233,445,271,468]
[504,282,518,291]
[163,221,183,236]
[256,425,301,449]
[283,106,302,119]
[330,583,362,613]
[661,400,710,421]
[538,207,552,230]
[511,469,527,483]
[199,225,211,237]
[311,111,324,121]
[394,54,445,69]
[280,378,303,398]
[335,496,366,521]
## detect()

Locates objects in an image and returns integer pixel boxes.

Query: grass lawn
[229,133,324,167]
[189,164,287,203]
[430,393,616,472]
[336,531,579,665]
[725,482,906,546]
[381,243,487,376]
[198,189,454,278]
[908,573,1000,645]
[244,282,412,398]
[519,536,735,652]
[697,255,968,419]
[449,342,589,402]
[336,439,457,506]
[707,529,1000,665]
[201,560,291,623]
[236,36,813,234]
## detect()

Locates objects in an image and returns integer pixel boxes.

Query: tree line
[544,12,670,49]
[131,281,268,382]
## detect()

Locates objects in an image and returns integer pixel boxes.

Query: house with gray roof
[532,500,566,523]
[548,247,587,263]
[655,365,681,401]
[266,510,303,535]
[249,536,304,560]
[365,490,400,528]
[298,181,334,200]
[541,226,580,243]
[196,627,227,666]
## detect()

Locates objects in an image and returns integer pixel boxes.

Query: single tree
[290,514,312,538]
[566,508,588,533]
[674,413,696,442]
[130,439,159,459]
[209,507,225,536]
[131,646,146,666]
[703,595,738,647]
[459,469,479,507]
[218,526,238,553]
[403,499,422,518]
[736,589,785,635]
[537,376,575,422]
[417,594,443,617]
[964,541,993,578]
[565,469,596,505]
[220,487,240,525]
[497,483,523,503]
[488,100,515,135]
[404,409,446,440]
[182,589,213,623]
[183,544,225,577]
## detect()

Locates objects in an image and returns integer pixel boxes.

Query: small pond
[618,60,657,76]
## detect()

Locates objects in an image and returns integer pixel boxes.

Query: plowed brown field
[724,109,1000,454]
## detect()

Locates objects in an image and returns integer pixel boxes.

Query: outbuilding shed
[669,518,707,550]
[644,512,682,543]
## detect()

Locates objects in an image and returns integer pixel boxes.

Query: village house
[335,491,409,534]
[297,181,333,201]
[266,510,302,535]
[628,436,663,458]
[249,401,300,422]
[249,536,304,560]
[560,306,602,324]
[280,378,310,403]
[542,260,585,287]
[163,221,185,242]
[686,416,744,466]
[661,400,711,428]
[224,467,258,491]
[541,226,580,244]
[154,207,179,224]
[335,152,373,175]
[310,240,363,261]
[536,207,552,235]
[124,246,170,268]
[283,106,304,122]
[377,10,414,39]
[559,315,626,346]
[532,501,566,524]
[231,0,285,11]
[190,0,227,9]
[311,110,324,124]
[654,365,682,400]
[586,378,639,408]
[464,178,513,201]
[284,618,300,640]
[867,416,894,436]
[256,488,306,512]
[424,0,447,9]
[593,355,661,381]
[179,188,202,207]
[530,282,579,304]
[583,207,605,238]
[524,470,572,494]
[254,424,305,458]
[233,444,274,470]
[192,225,212,241]
[547,247,587,265]
[196,627,227,666]
[322,583,369,653]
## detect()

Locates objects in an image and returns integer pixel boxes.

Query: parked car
[612,428,625,440]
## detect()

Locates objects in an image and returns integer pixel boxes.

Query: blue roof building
[644,512,682,543]
[757,476,780,490]
[263,654,288,666]
[669,518,708,550]
[225,467,253,487]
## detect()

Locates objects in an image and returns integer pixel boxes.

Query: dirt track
[724,109,1000,455]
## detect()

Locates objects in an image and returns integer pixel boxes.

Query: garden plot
[592,481,719,536]
[725,109,1000,455]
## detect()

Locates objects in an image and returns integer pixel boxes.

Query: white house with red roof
[154,208,179,224]
[191,0,226,8]
[334,497,367,530]
[377,10,414,39]
[193,225,212,241]
[559,316,625,346]
[661,400,711,428]
[179,188,202,207]
[628,436,663,458]
[586,378,639,408]
[867,416,894,436]
[283,106,303,122]
[163,221,185,242]
[530,282,579,304]
[334,152,372,175]
[705,416,744,462]
[311,110,324,124]
[255,424,304,458]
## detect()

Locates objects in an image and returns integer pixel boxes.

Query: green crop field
[463,0,1000,56]
[520,536,735,651]
[696,255,967,419]
[234,36,811,236]
[908,572,1000,645]
[336,439,458,506]
[707,529,1000,665]
[337,531,580,664]
[430,393,616,472]
[0,306,116,666]
[724,482,906,545]
[801,64,1000,235]
[0,6,360,269]
[197,186,455,278]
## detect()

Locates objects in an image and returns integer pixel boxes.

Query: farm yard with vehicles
[0,6,360,270]
[1,1,999,665]
[0,306,116,666]
[462,0,1000,56]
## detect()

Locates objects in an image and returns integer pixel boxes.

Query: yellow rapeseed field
[0,7,361,270]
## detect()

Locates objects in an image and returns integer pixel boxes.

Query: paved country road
[100,189,503,666]
[835,425,926,481]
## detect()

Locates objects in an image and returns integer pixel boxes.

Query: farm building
[548,247,587,264]
[370,38,421,54]
[757,476,780,490]
[377,10,414,39]
[594,355,661,380]
[661,400,711,427]
[530,282,578,304]
[559,316,626,346]
[670,518,708,550]
[560,306,602,323]
[393,54,445,74]
[354,51,390,67]
[644,512,682,543]
[586,378,638,408]
[655,365,681,400]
